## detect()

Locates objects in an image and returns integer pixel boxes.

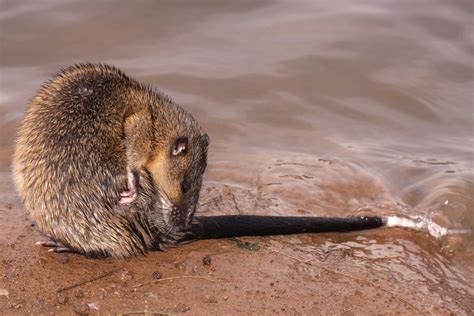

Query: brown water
[0,0,473,313]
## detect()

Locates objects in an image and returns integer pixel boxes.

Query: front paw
[119,171,138,204]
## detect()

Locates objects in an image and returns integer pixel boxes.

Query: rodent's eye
[172,137,188,156]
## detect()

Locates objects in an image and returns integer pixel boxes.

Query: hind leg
[35,240,75,253]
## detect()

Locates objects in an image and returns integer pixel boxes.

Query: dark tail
[189,215,385,240]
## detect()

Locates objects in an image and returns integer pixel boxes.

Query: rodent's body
[13,64,391,259]
[13,64,209,258]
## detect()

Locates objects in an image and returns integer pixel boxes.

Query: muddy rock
[74,289,84,299]
[74,303,90,315]
[202,255,212,266]
[57,293,68,305]
[152,271,163,280]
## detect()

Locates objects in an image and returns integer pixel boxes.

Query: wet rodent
[13,63,391,259]
[13,63,209,258]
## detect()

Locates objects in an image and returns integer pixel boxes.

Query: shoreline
[1,200,472,315]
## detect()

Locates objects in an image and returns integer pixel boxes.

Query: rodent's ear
[203,133,210,146]
[172,137,188,156]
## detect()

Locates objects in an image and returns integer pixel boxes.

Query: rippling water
[0,0,473,289]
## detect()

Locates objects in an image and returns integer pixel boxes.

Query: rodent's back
[14,64,131,207]
[12,64,152,257]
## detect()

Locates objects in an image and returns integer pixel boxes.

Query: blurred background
[0,0,473,293]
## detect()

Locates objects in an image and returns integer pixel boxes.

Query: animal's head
[143,99,209,236]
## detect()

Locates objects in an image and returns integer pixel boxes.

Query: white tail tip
[384,215,465,239]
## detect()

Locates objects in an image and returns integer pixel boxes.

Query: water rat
[13,63,398,258]
[13,63,209,258]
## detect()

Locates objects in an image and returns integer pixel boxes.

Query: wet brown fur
[12,64,209,258]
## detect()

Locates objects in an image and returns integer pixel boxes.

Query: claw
[47,247,73,253]
[36,240,75,253]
